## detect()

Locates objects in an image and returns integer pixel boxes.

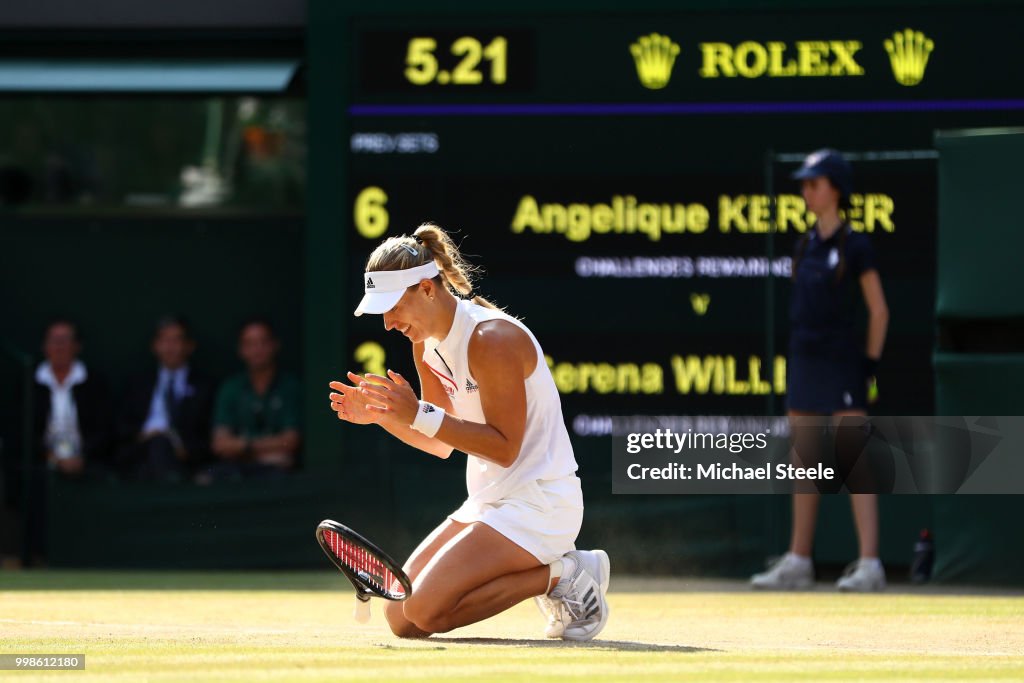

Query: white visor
[354,261,440,316]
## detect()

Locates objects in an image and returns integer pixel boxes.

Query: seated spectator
[29,318,112,564]
[200,317,300,483]
[117,315,214,482]
[33,318,112,477]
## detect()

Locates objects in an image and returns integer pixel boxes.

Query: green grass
[1,572,1022,682]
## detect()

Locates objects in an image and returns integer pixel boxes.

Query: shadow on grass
[420,637,715,653]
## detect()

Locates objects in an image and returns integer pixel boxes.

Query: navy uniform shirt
[789,223,877,356]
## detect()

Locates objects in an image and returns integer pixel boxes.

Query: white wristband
[411,400,446,438]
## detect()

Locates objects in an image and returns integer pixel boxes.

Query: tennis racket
[315,519,412,623]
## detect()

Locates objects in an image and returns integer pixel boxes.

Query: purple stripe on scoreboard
[349,99,1024,117]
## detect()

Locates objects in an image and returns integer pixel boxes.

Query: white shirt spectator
[35,359,88,458]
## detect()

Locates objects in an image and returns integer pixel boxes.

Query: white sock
[859,557,882,570]
[548,560,563,587]
[550,555,577,594]
[786,552,813,568]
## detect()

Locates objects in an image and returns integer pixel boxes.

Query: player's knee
[388,620,430,639]
[403,595,455,634]
[384,601,430,639]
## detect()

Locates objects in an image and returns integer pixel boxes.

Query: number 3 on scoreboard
[404,36,507,86]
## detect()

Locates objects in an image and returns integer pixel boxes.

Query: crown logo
[884,29,934,86]
[630,33,680,90]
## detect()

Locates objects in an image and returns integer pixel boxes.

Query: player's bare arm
[358,320,532,467]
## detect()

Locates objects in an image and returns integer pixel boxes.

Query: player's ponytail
[413,223,499,310]
[364,223,499,309]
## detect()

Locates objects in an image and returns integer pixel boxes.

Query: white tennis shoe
[537,549,611,641]
[836,558,887,592]
[533,593,566,638]
[750,553,815,590]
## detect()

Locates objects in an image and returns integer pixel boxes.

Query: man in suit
[117,315,214,482]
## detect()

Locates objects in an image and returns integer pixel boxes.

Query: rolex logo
[630,33,680,90]
[884,29,934,86]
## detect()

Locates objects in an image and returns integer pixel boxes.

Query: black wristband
[864,356,879,378]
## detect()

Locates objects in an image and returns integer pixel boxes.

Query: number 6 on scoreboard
[354,186,389,239]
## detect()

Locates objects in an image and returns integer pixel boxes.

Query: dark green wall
[929,129,1024,584]
[0,215,303,389]
[0,215,303,502]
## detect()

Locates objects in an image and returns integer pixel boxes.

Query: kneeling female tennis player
[328,223,609,640]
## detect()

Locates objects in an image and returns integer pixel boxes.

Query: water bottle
[910,528,934,584]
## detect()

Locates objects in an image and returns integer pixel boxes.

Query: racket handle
[353,594,371,623]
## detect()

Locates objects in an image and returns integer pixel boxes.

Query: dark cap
[791,148,853,198]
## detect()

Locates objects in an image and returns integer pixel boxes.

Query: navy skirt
[786,351,867,413]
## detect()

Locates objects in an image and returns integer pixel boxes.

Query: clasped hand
[328,369,419,428]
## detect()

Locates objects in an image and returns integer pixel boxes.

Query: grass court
[3,572,1023,681]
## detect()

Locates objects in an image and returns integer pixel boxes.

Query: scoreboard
[306,1,1024,470]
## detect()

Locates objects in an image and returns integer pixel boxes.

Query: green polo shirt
[213,371,301,438]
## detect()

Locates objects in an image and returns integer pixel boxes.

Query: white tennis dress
[421,299,583,563]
